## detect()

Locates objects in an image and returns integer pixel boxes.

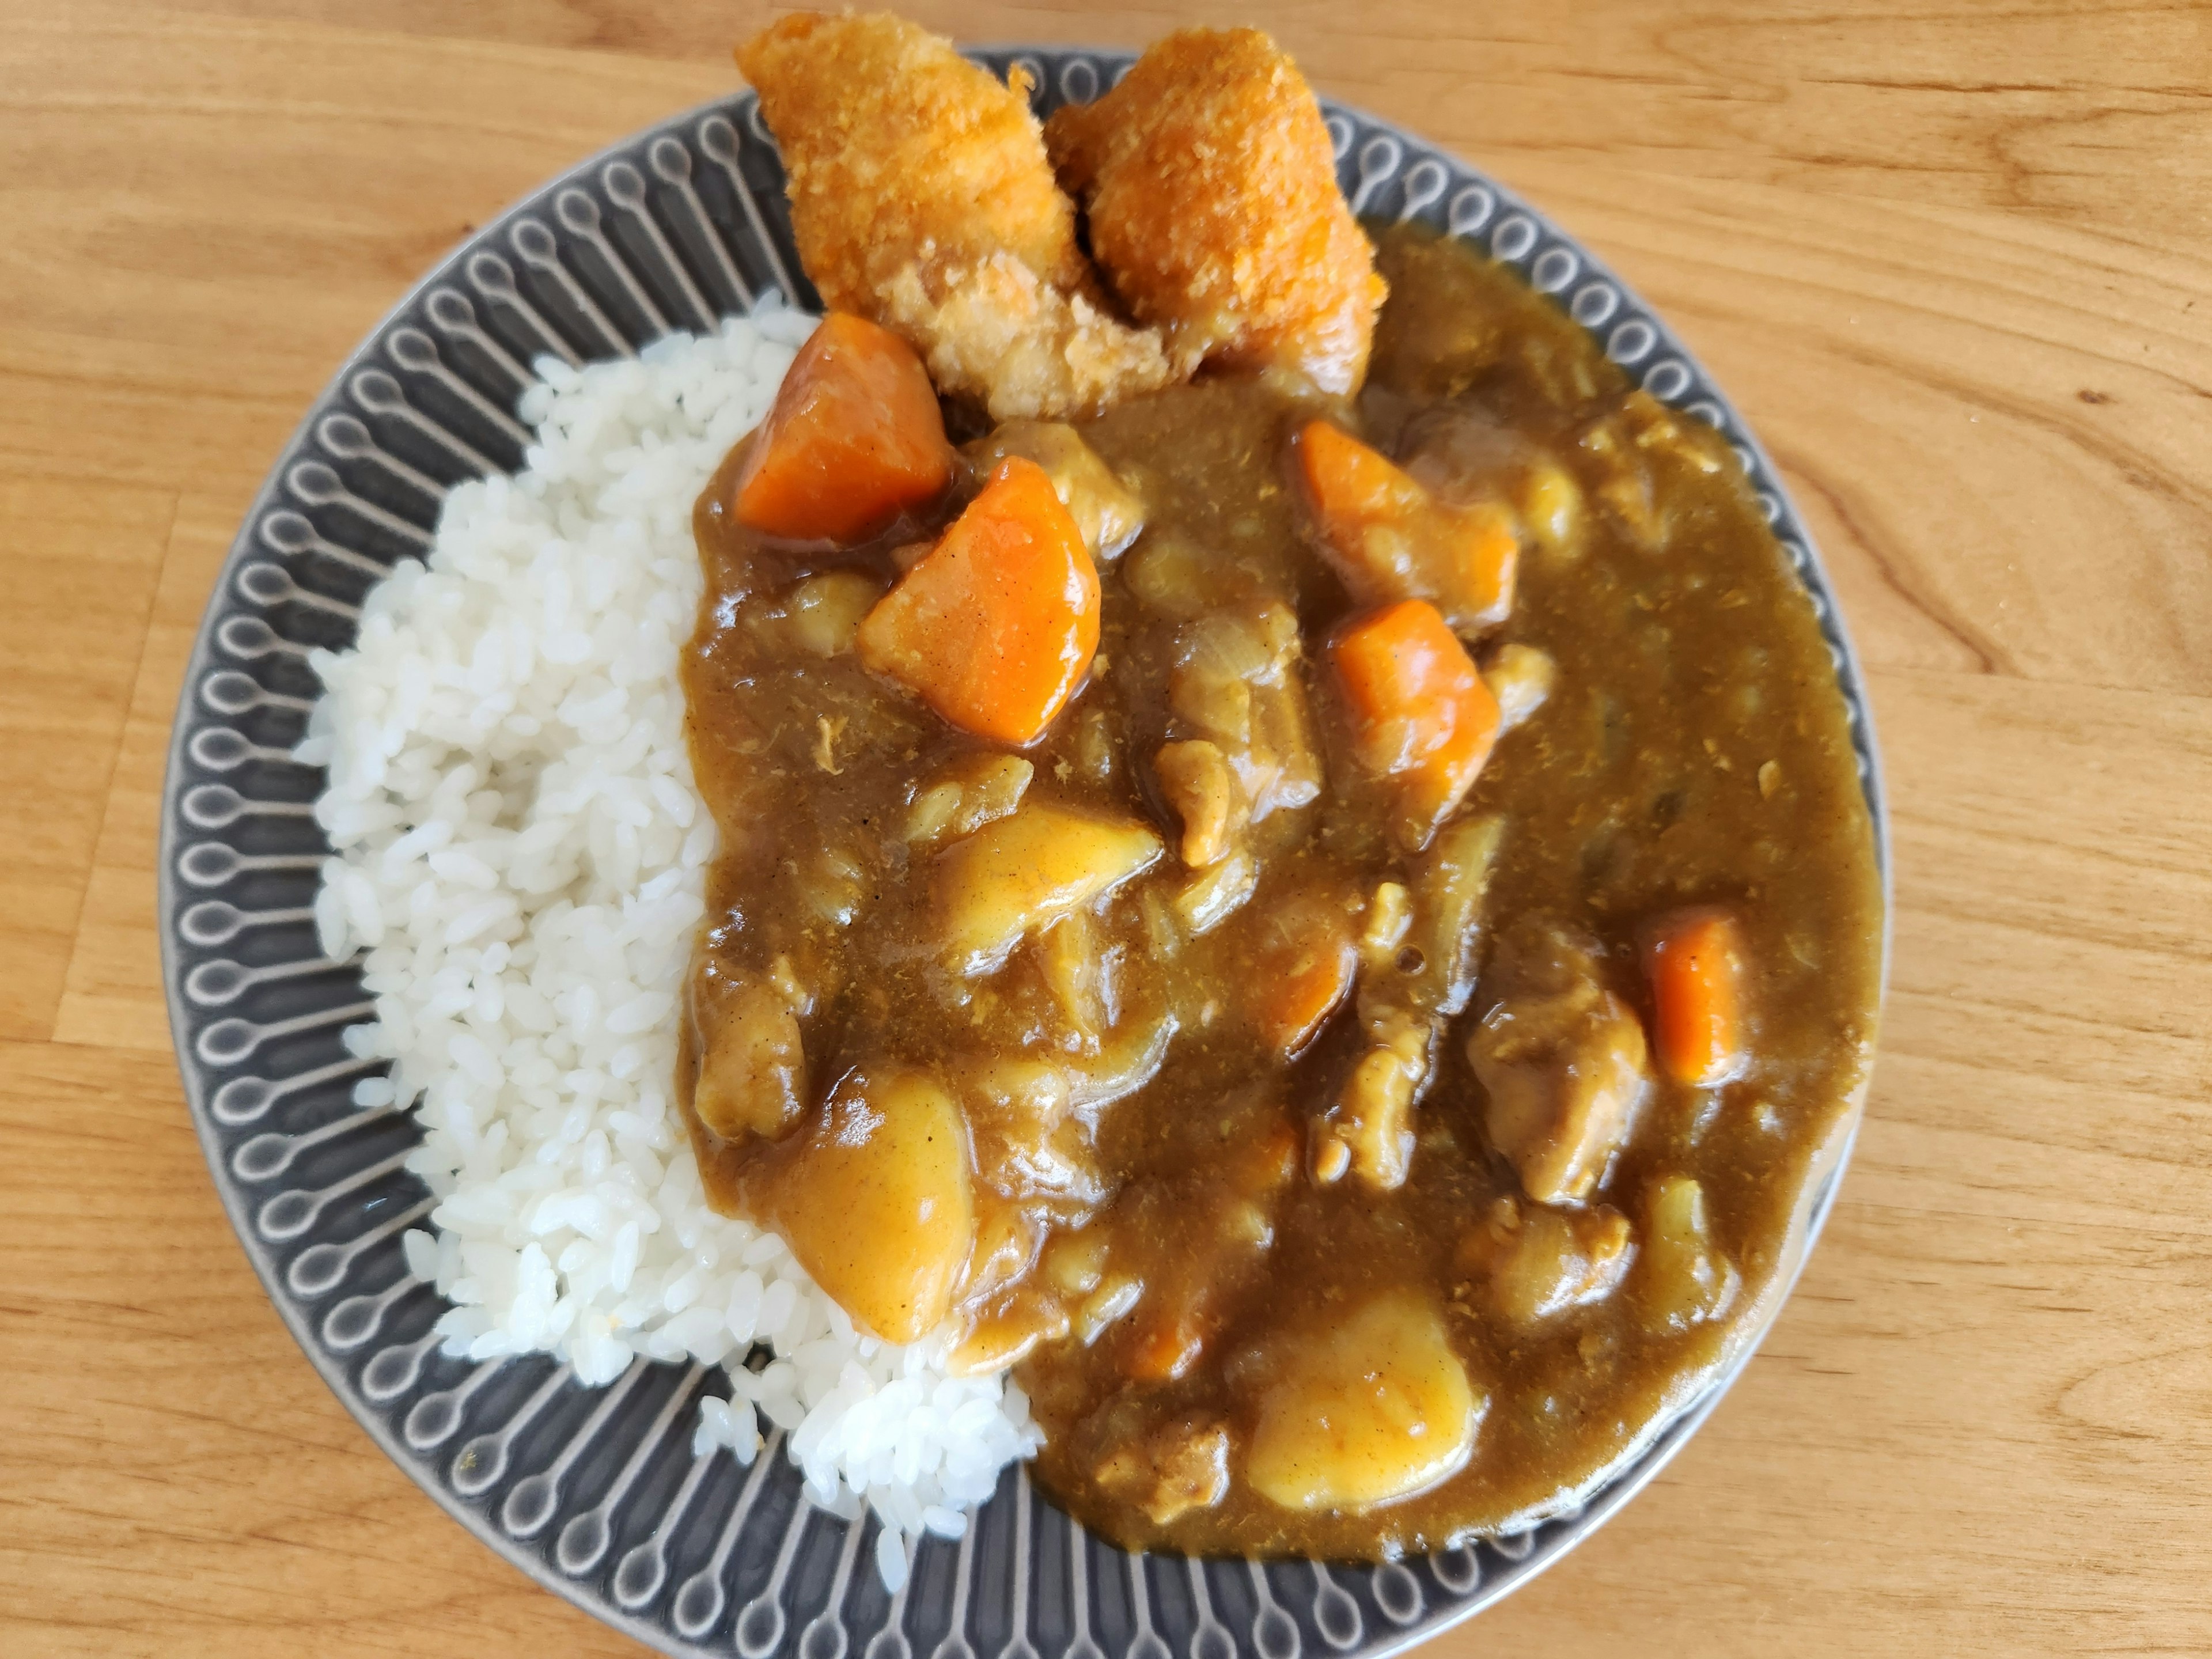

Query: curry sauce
[676,222,1883,1559]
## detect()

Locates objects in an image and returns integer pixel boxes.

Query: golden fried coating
[1045,29,1387,396]
[737,12,1175,421]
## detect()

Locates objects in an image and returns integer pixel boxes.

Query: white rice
[300,308,1039,1584]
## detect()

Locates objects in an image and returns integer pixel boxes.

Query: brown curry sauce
[677,223,1883,1558]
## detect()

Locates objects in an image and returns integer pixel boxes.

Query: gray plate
[160,47,1890,1659]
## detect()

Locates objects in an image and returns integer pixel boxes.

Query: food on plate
[679,156,1880,1552]
[304,312,1039,1590]
[1294,419,1517,632]
[1327,598,1503,853]
[305,12,1880,1581]
[737,11,1176,420]
[1044,28,1388,393]
[730,311,956,542]
[854,456,1102,744]
[1242,1290,1486,1512]
[1642,906,1751,1088]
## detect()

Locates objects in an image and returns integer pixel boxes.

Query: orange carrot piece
[1329,599,1502,843]
[1643,907,1749,1088]
[1126,1307,1207,1382]
[1260,935,1358,1056]
[733,312,956,542]
[1293,420,1517,632]
[1298,416,1422,532]
[855,456,1100,744]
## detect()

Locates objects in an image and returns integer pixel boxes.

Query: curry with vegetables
[683,13,1879,1564]
[675,221,1880,1560]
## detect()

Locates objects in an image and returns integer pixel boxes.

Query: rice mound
[300,310,1037,1584]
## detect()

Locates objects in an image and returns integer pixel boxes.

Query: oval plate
[161,47,1889,1659]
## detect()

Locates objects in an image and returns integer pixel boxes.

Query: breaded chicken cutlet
[737,12,1176,422]
[1046,29,1387,396]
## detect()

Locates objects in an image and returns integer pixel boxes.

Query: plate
[160,47,1889,1659]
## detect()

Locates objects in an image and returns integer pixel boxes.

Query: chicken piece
[1046,29,1387,395]
[1472,993,1647,1203]
[1315,816,1505,1191]
[1153,739,1240,868]
[688,960,804,1142]
[1455,1194,1634,1325]
[1309,1009,1427,1190]
[964,421,1146,559]
[1467,923,1652,1205]
[1245,1290,1484,1513]
[1095,1417,1232,1527]
[738,13,1176,419]
[1575,391,1733,551]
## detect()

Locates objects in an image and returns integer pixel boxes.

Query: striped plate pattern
[160,49,1888,1659]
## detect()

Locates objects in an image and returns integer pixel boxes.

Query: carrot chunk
[1251,897,1359,1057]
[1262,943,1358,1056]
[857,456,1100,744]
[733,312,956,542]
[1294,420,1517,633]
[1328,599,1502,847]
[1643,907,1749,1088]
[1127,1307,1208,1382]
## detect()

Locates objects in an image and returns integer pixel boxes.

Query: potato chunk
[1246,1290,1485,1513]
[781,570,888,658]
[903,752,1033,849]
[1456,1194,1634,1326]
[1635,1174,1741,1333]
[1480,642,1555,733]
[965,419,1146,559]
[767,1068,976,1344]
[935,802,1164,974]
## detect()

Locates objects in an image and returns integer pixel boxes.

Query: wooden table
[6,1,2210,1653]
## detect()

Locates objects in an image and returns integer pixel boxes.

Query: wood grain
[3,2,2210,1654]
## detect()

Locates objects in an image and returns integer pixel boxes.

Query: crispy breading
[1045,28,1387,396]
[737,12,1176,420]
